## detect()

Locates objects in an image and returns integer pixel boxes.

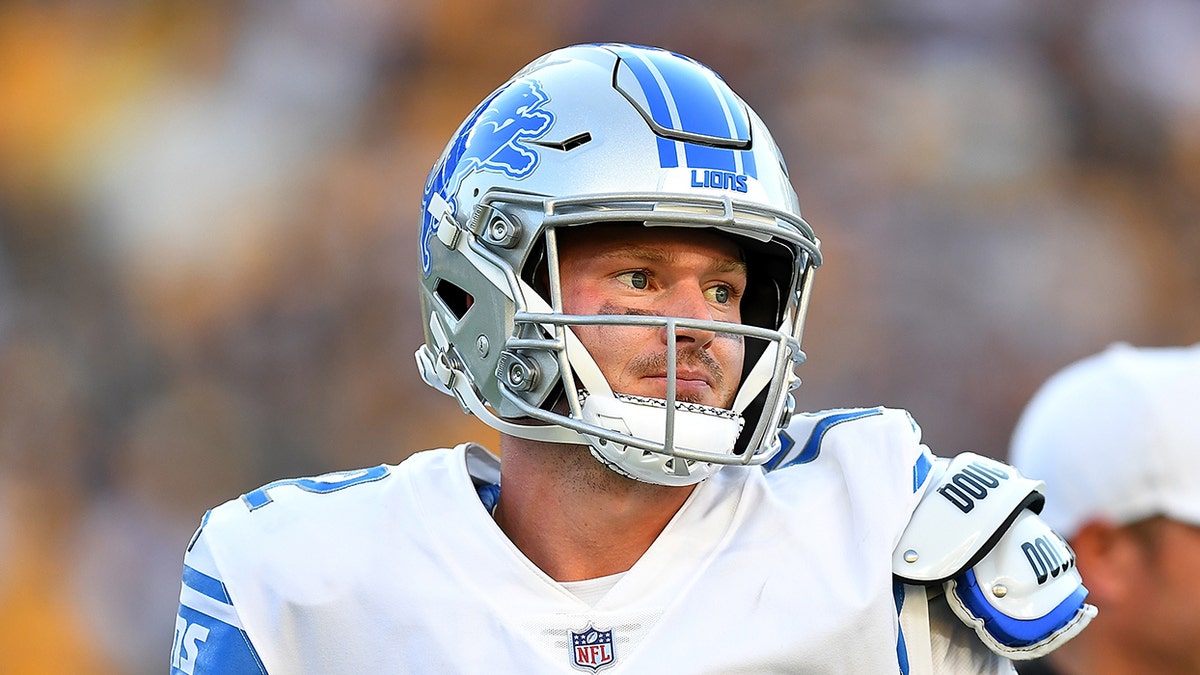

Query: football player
[171,43,1093,673]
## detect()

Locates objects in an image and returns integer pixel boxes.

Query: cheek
[564,296,643,350]
[558,284,589,315]
[716,335,745,383]
[1159,530,1200,589]
[570,323,645,377]
[558,269,616,312]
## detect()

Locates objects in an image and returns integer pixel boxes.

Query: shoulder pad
[893,452,1044,583]
[944,509,1097,659]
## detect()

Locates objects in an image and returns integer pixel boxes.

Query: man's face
[1124,517,1200,668]
[555,224,746,410]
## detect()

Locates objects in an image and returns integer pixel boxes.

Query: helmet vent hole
[434,280,473,320]
[532,132,592,152]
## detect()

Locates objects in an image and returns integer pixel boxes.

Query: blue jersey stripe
[173,605,266,674]
[183,565,232,604]
[776,408,886,469]
[894,581,911,675]
[913,452,934,492]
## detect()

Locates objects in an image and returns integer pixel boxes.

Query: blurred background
[0,0,1197,671]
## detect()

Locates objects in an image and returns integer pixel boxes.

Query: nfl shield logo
[569,624,616,672]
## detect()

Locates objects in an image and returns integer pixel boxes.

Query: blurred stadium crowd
[0,0,1197,671]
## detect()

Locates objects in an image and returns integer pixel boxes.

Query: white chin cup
[580,392,745,486]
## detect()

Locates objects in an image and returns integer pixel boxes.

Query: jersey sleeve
[169,511,267,675]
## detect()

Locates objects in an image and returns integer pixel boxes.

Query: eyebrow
[595,244,748,275]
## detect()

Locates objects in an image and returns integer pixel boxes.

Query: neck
[493,435,695,582]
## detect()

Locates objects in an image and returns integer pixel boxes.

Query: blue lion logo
[420,79,554,276]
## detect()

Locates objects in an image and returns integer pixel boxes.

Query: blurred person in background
[0,329,119,673]
[1010,342,1200,675]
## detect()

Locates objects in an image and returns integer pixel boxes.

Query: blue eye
[707,285,731,304]
[619,271,648,289]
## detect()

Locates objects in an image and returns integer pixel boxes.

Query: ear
[1069,520,1144,606]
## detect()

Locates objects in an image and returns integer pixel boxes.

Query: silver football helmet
[416,43,821,486]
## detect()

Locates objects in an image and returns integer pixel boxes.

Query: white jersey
[172,407,1012,674]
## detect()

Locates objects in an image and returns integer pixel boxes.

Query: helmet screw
[903,549,919,564]
[476,335,489,357]
[992,585,1008,598]
[484,214,521,248]
[508,363,529,389]
[499,353,539,392]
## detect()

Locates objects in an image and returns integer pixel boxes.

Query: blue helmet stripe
[613,47,681,168]
[740,148,757,177]
[613,47,678,131]
[612,45,757,177]
[653,52,751,147]
[686,144,737,173]
[657,135,676,166]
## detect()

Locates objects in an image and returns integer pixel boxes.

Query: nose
[660,285,716,348]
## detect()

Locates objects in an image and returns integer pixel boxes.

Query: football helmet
[415,43,821,486]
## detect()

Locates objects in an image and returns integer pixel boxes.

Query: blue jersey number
[240,465,389,511]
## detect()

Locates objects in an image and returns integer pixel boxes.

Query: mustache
[626,350,726,388]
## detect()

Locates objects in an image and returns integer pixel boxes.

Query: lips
[646,370,711,387]
[623,351,728,405]
[640,373,714,404]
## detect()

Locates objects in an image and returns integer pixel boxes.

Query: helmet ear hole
[434,279,474,320]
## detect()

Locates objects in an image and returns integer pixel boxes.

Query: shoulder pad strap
[894,452,1044,583]
[944,509,1097,659]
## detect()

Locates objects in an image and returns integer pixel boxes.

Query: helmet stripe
[611,45,757,177]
